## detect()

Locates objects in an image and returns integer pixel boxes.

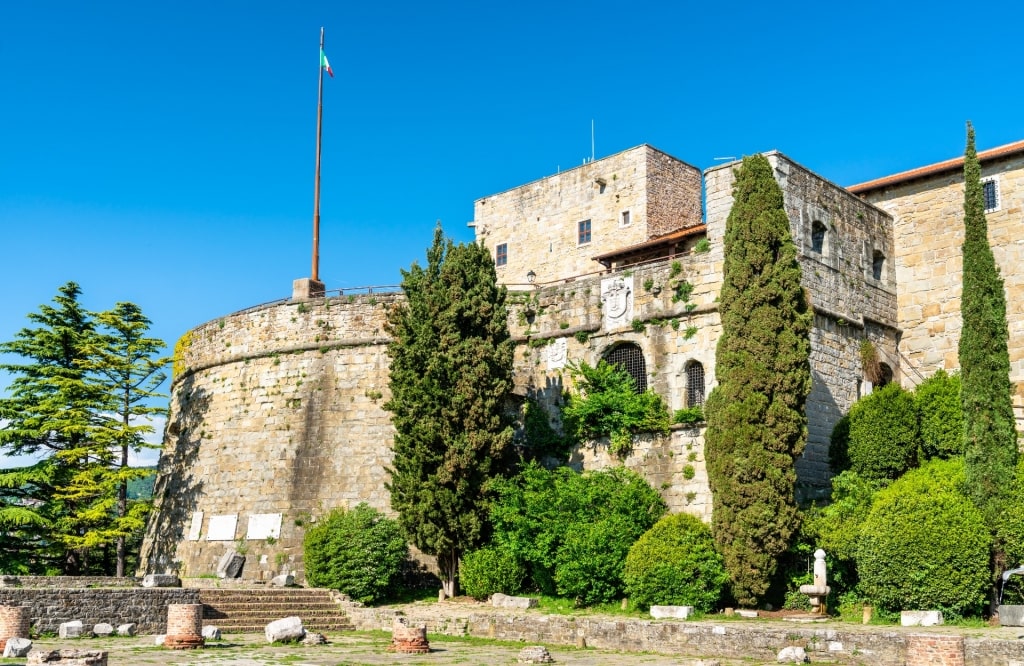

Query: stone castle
[140,139,1024,581]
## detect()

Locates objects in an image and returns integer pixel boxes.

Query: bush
[303,503,408,604]
[855,459,990,617]
[828,414,851,474]
[997,458,1024,573]
[914,370,963,460]
[847,383,919,480]
[459,546,525,600]
[623,513,727,612]
[489,463,666,604]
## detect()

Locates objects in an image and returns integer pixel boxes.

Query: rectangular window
[578,219,592,245]
[495,243,507,266]
[983,177,1000,213]
[620,210,631,227]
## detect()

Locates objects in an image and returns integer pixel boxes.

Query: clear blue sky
[2,0,1022,401]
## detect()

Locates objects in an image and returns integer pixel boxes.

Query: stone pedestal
[998,605,1024,626]
[292,278,325,301]
[0,605,30,652]
[164,604,204,650]
[387,617,429,653]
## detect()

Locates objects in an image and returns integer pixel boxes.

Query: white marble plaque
[187,511,204,541]
[546,338,568,370]
[601,275,634,330]
[206,514,238,541]
[246,513,282,540]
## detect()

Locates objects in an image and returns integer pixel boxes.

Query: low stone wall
[0,589,200,634]
[0,577,141,588]
[345,606,1024,666]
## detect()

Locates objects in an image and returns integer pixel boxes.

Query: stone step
[195,587,351,634]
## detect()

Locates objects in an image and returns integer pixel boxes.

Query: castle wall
[856,153,1024,409]
[473,145,702,286]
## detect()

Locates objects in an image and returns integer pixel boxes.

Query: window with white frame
[982,176,1000,213]
[620,210,631,227]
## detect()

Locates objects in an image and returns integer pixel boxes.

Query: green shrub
[914,370,963,460]
[521,398,571,462]
[828,414,851,474]
[673,406,704,424]
[855,459,990,617]
[459,546,525,600]
[303,503,408,604]
[623,513,726,611]
[489,463,666,603]
[997,458,1024,574]
[847,383,919,480]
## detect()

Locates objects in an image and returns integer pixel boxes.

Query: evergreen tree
[84,302,169,576]
[384,225,516,596]
[959,122,1018,530]
[703,154,812,606]
[0,282,108,573]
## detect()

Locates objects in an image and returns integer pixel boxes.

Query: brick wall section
[2,577,140,588]
[905,634,965,666]
[165,604,203,635]
[0,589,201,634]
[473,145,702,286]
[856,152,1024,415]
[0,605,31,647]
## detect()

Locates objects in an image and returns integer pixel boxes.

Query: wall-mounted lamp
[526,270,536,284]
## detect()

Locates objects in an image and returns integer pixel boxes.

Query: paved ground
[6,632,757,666]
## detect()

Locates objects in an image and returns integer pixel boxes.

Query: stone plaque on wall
[547,338,568,370]
[187,511,204,541]
[246,513,282,540]
[206,514,238,541]
[601,275,634,330]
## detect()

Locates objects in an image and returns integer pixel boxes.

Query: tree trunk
[440,550,459,598]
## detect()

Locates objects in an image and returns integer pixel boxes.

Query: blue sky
[1,0,1022,444]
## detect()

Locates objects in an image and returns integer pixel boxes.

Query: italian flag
[320,48,334,78]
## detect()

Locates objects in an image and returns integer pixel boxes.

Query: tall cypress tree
[703,154,812,606]
[385,225,516,596]
[960,122,1017,529]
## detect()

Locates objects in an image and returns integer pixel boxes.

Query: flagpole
[312,26,325,283]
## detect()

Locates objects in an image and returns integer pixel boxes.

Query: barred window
[983,177,1000,213]
[685,361,706,407]
[811,221,827,254]
[604,343,647,394]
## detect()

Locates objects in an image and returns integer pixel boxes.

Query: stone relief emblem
[547,337,567,370]
[601,275,634,329]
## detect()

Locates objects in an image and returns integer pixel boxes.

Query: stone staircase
[198,588,354,634]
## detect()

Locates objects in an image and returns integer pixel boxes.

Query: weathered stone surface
[776,646,809,663]
[216,551,245,579]
[492,593,538,610]
[141,574,180,588]
[91,623,114,637]
[735,610,758,618]
[265,616,305,643]
[650,605,693,619]
[3,637,32,657]
[387,617,429,654]
[153,635,165,646]
[0,576,21,588]
[0,588,201,635]
[301,631,327,646]
[901,610,944,627]
[115,623,136,637]
[58,621,90,639]
[269,574,294,587]
[27,649,108,665]
[201,626,221,640]
[517,645,554,663]
[1000,605,1024,626]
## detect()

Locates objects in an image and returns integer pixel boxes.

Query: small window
[983,177,1000,213]
[620,210,631,227]
[811,221,827,254]
[604,343,647,394]
[872,250,885,281]
[495,243,507,267]
[578,219,592,245]
[685,361,706,407]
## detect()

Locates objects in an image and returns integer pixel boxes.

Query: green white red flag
[320,48,334,78]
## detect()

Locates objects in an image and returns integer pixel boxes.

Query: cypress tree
[959,122,1017,529]
[703,154,812,606]
[385,224,516,596]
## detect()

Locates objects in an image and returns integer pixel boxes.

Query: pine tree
[384,225,516,596]
[959,122,1018,530]
[703,154,812,606]
[85,302,169,576]
[0,282,108,573]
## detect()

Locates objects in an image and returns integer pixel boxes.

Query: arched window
[811,221,827,255]
[604,343,647,394]
[685,360,706,407]
[872,250,886,281]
